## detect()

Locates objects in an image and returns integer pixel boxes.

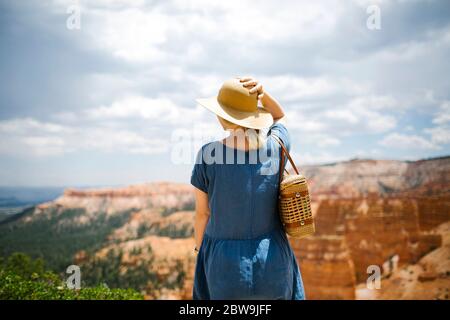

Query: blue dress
[190,122,305,300]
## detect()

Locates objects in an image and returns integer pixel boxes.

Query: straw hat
[195,78,274,129]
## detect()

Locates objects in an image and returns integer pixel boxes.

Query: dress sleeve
[190,147,208,193]
[268,121,291,153]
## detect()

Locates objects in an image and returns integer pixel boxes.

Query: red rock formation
[355,222,450,300]
[36,182,195,216]
[64,181,192,197]
[290,194,448,299]
[301,156,450,198]
[86,235,197,299]
[416,195,450,231]
[290,236,356,299]
[109,209,194,242]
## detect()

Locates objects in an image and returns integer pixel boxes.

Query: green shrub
[0,252,143,300]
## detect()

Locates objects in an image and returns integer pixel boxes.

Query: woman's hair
[217,116,266,150]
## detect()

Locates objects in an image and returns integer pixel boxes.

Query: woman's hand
[239,76,265,100]
[238,75,285,121]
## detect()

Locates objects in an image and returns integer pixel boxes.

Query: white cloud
[347,95,397,111]
[87,96,174,119]
[84,73,137,102]
[317,136,341,147]
[167,0,343,42]
[21,136,67,156]
[290,129,341,148]
[188,74,225,97]
[286,94,397,139]
[86,95,205,126]
[0,89,214,157]
[81,128,169,154]
[50,0,347,65]
[261,74,398,139]
[323,109,359,124]
[378,132,439,150]
[424,126,450,145]
[0,118,71,134]
[263,75,369,102]
[356,108,397,134]
[0,116,171,157]
[375,41,429,63]
[89,8,169,63]
[370,24,450,64]
[0,118,72,156]
[432,101,450,125]
[285,110,326,133]
[51,112,79,123]
[327,99,398,134]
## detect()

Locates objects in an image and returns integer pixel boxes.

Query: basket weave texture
[273,135,315,239]
[279,174,315,238]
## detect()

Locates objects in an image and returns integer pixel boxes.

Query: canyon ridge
[0,156,448,299]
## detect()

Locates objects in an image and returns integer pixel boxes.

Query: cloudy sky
[0,0,449,187]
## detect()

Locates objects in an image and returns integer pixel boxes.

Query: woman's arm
[194,187,210,250]
[239,76,285,121]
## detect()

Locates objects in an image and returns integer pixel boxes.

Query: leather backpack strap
[278,142,286,185]
[272,135,300,184]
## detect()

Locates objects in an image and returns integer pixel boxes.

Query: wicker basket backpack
[273,135,315,238]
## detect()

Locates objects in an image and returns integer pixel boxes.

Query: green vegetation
[0,252,143,300]
[80,247,158,292]
[0,207,134,272]
[135,222,193,239]
[79,246,186,296]
[160,200,195,217]
[157,223,193,238]
[0,206,34,224]
[0,205,191,299]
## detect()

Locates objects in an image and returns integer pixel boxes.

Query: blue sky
[0,0,449,187]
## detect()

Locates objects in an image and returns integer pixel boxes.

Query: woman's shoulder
[267,119,291,151]
[194,141,214,164]
[199,141,216,151]
[267,119,288,134]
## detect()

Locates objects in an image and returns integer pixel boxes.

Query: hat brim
[195,97,274,129]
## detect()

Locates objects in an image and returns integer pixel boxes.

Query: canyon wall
[7,157,448,299]
[289,195,449,299]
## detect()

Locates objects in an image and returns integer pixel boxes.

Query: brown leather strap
[272,135,299,184]
[284,218,314,228]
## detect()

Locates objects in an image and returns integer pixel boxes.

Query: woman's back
[191,122,305,300]
[193,130,282,239]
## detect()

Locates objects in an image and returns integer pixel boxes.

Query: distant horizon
[1,153,449,189]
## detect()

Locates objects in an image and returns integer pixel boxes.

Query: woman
[191,76,305,300]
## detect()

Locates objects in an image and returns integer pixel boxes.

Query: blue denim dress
[190,122,305,300]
